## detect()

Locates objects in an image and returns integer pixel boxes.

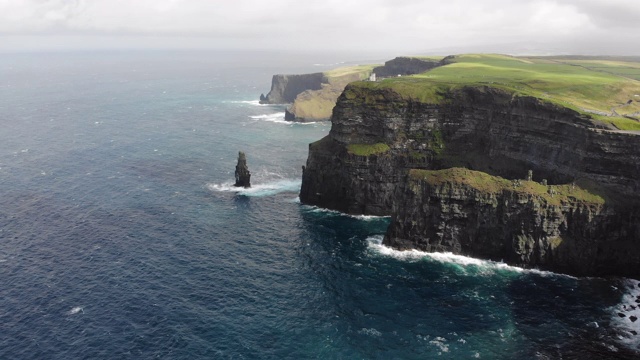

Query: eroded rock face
[234,151,251,188]
[259,73,324,104]
[301,85,640,214]
[299,84,640,276]
[384,169,640,277]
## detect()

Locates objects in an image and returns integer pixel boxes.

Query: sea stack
[234,151,251,188]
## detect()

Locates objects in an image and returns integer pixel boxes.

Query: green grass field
[357,54,640,130]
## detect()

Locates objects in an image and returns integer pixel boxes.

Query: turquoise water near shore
[0,51,639,359]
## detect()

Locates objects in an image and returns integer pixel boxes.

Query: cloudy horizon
[1,0,639,56]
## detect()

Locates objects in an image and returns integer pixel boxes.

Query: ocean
[0,50,639,359]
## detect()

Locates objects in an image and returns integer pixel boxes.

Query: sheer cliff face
[300,83,640,276]
[260,73,325,104]
[385,169,640,277]
[301,84,640,215]
[300,87,438,215]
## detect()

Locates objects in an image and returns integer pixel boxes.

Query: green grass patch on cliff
[347,143,391,156]
[409,168,607,205]
[356,54,640,130]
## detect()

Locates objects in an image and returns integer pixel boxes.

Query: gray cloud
[0,0,638,54]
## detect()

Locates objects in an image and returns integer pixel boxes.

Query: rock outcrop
[260,73,325,104]
[300,83,640,276]
[234,151,251,188]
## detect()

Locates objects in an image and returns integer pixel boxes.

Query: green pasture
[357,54,640,130]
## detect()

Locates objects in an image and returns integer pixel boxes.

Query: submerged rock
[234,151,251,188]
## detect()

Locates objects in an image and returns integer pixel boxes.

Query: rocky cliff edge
[300,58,640,276]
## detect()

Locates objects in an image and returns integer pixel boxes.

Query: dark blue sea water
[1,50,639,359]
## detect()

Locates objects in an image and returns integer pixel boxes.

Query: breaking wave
[249,112,287,124]
[228,100,271,106]
[300,204,390,221]
[365,235,574,278]
[208,179,301,197]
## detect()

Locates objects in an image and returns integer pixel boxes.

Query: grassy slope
[357,54,640,130]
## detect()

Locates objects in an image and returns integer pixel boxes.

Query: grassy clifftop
[355,54,640,130]
[409,168,607,206]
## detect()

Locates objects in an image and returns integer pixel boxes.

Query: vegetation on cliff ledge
[356,54,640,130]
[409,168,607,205]
[347,143,390,156]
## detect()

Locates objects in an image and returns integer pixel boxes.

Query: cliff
[300,54,640,276]
[260,73,325,104]
[301,85,640,213]
[385,168,639,277]
[372,56,449,77]
[284,66,374,121]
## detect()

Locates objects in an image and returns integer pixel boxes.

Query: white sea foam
[366,235,574,278]
[429,336,450,354]
[248,112,327,126]
[228,100,271,106]
[300,204,390,221]
[351,214,390,221]
[249,112,287,124]
[207,179,301,197]
[358,328,382,337]
[67,306,84,315]
[610,279,640,350]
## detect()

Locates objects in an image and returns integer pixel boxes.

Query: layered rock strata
[300,83,640,276]
[301,85,640,212]
[384,168,639,277]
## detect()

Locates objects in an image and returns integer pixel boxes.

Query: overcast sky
[1,0,639,55]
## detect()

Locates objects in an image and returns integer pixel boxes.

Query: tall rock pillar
[234,151,251,188]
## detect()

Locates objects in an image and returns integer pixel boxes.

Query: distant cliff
[260,57,451,122]
[260,67,374,122]
[372,56,450,77]
[260,73,325,104]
